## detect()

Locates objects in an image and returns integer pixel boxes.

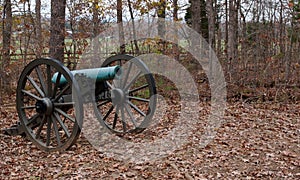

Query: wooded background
[1,0,300,102]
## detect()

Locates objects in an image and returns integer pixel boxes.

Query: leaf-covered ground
[0,93,299,179]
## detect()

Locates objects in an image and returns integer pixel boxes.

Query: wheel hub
[35,98,53,115]
[111,88,126,105]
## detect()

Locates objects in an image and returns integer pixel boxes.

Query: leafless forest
[0,0,299,179]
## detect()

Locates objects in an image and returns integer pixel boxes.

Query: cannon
[3,54,157,152]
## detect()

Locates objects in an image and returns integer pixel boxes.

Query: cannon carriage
[4,54,157,152]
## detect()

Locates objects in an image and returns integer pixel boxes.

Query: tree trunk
[127,0,139,54]
[240,4,247,71]
[157,0,166,54]
[225,0,228,60]
[190,0,209,43]
[35,0,43,58]
[49,0,66,62]
[23,1,34,64]
[173,0,178,21]
[228,0,239,81]
[91,0,101,65]
[117,0,125,54]
[190,0,201,34]
[279,0,285,58]
[92,0,99,38]
[200,0,209,41]
[172,0,179,60]
[1,0,12,93]
[206,0,215,80]
[206,0,215,48]
[157,0,166,37]
[215,0,222,57]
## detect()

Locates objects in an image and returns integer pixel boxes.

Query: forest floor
[0,89,299,179]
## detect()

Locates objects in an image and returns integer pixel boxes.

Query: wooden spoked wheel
[95,54,157,134]
[16,58,83,152]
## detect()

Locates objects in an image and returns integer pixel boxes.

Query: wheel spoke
[52,72,62,98]
[125,104,137,127]
[51,115,62,146]
[22,89,42,101]
[35,115,46,139]
[53,102,75,106]
[27,76,45,97]
[26,113,40,126]
[21,105,36,110]
[112,105,119,129]
[106,81,113,89]
[35,66,47,95]
[120,106,127,132]
[47,65,52,97]
[55,108,76,123]
[128,96,150,102]
[128,101,146,117]
[103,105,114,121]
[46,116,52,146]
[116,60,123,87]
[97,99,111,107]
[54,112,70,138]
[124,71,142,91]
[122,62,133,88]
[54,84,70,102]
[129,84,149,94]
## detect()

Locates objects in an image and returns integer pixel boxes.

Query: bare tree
[156,0,166,53]
[117,0,125,54]
[206,0,215,48]
[35,0,43,58]
[173,0,178,21]
[188,0,209,41]
[157,0,166,37]
[1,0,12,92]
[49,0,67,62]
[206,0,216,80]
[173,0,180,60]
[190,0,201,34]
[21,1,35,63]
[92,0,99,38]
[127,0,140,54]
[224,0,229,59]
[227,0,240,80]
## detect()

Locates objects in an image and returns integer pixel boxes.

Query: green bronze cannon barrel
[52,65,120,86]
